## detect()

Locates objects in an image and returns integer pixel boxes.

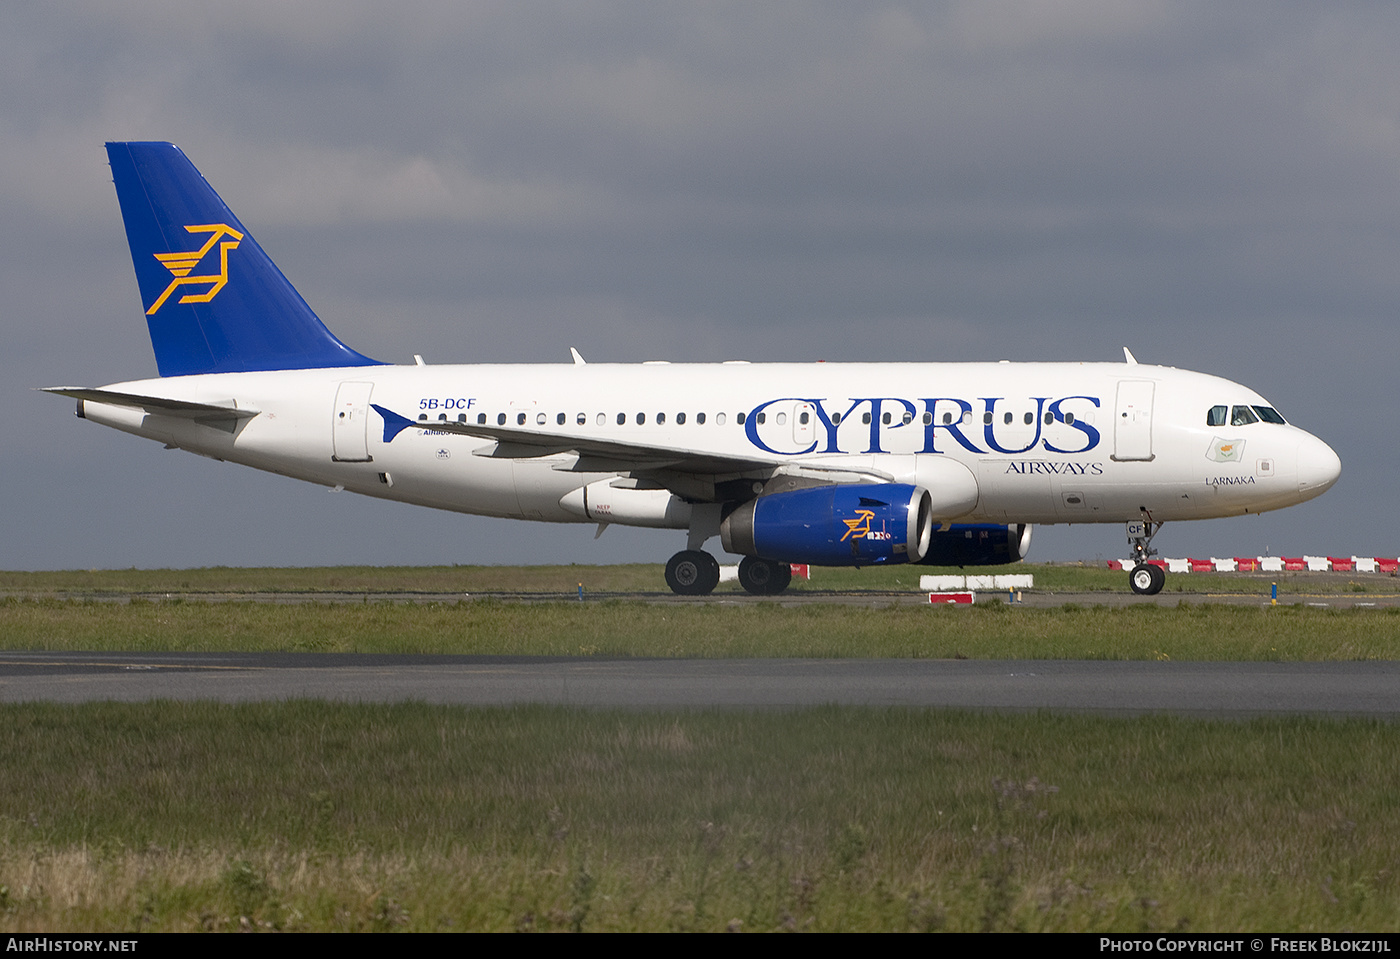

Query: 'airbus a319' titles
[47,143,1342,596]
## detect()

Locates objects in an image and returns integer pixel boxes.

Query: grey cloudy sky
[5,2,1398,571]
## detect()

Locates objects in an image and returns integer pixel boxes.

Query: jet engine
[720,483,934,566]
[916,523,1032,566]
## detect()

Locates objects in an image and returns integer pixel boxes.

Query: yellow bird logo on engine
[146,223,244,315]
[840,509,876,541]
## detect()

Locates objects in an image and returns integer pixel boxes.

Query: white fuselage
[77,360,1341,535]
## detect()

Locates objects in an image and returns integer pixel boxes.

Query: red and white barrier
[1107,555,1400,573]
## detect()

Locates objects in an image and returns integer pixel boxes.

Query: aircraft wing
[372,404,890,486]
[42,387,260,420]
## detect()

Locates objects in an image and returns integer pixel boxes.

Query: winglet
[372,404,416,444]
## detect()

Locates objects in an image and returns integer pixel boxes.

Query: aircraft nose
[1296,434,1342,496]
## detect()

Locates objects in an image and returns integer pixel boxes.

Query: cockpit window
[1207,405,1227,427]
[1230,405,1259,426]
[1252,405,1286,425]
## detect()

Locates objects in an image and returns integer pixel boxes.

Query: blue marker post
[578,582,584,601]
[1271,582,1278,606]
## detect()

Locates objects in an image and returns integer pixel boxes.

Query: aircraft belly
[513,460,629,523]
[974,458,1061,522]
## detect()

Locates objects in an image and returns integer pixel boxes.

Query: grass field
[3,594,1400,660]
[2,561,1396,596]
[3,564,1398,933]
[2,703,1397,932]
[2,562,1400,662]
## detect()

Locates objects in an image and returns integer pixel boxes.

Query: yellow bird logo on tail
[147,223,244,315]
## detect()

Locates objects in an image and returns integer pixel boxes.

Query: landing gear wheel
[738,556,793,596]
[665,550,721,596]
[1129,563,1165,596]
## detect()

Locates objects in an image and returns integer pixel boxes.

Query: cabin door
[1112,380,1155,462]
[332,381,375,462]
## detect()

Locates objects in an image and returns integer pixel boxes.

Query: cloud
[5,2,1399,569]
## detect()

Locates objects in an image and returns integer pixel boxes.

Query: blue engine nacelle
[720,484,934,566]
[916,523,1032,566]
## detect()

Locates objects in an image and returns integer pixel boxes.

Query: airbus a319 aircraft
[47,143,1342,595]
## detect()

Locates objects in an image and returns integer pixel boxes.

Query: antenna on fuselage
[570,347,587,365]
[1123,347,1138,365]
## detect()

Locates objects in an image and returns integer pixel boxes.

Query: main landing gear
[663,551,794,596]
[1126,514,1165,596]
[737,556,792,596]
[664,550,720,596]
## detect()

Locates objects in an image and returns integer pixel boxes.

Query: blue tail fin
[106,142,384,377]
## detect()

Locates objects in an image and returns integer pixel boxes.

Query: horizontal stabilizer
[42,387,260,420]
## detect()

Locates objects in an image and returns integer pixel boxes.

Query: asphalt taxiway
[4,652,1399,716]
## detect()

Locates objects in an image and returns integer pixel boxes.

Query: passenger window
[799,411,810,425]
[1004,412,1013,425]
[557,413,565,425]
[617,413,626,425]
[696,412,706,424]
[636,412,645,425]
[863,412,872,425]
[596,413,605,426]
[497,413,506,426]
[777,412,787,425]
[677,412,686,425]
[942,412,952,425]
[983,412,993,425]
[478,413,487,425]
[831,412,841,425]
[577,413,586,425]
[1023,412,1033,425]
[1230,405,1259,426]
[756,412,766,425]
[518,413,527,425]
[1207,405,1227,427]
[458,414,466,423]
[881,412,891,425]
[1064,412,1075,425]
[536,413,546,425]
[716,412,726,425]
[735,412,744,425]
[657,412,666,425]
[1043,412,1053,425]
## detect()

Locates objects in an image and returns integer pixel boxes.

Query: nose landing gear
[1126,514,1165,595]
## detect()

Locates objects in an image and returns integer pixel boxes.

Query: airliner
[46,142,1342,596]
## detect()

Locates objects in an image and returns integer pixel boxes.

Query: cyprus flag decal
[1208,437,1245,463]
